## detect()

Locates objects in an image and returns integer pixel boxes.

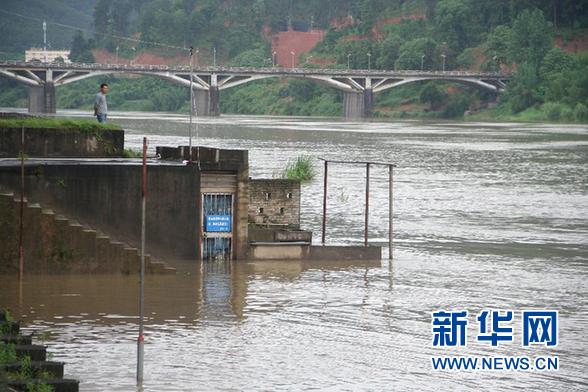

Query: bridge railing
[0,60,511,78]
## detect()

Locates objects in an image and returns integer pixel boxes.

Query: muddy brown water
[1,110,587,391]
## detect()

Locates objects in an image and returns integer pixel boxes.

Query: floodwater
[1,110,588,391]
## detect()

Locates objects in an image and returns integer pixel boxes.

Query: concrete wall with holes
[248,179,300,227]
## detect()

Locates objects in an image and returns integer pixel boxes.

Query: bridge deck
[0,60,511,79]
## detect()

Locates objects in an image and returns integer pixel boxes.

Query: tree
[485,25,512,66]
[395,38,437,70]
[376,34,401,70]
[93,0,111,39]
[420,83,447,110]
[435,0,481,51]
[70,31,95,63]
[503,62,542,112]
[509,8,553,68]
[540,47,577,78]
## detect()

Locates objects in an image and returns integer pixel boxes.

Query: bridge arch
[0,61,510,117]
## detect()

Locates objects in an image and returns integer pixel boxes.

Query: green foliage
[221,79,341,116]
[0,0,96,53]
[456,47,476,69]
[435,0,481,51]
[543,102,566,120]
[441,94,470,118]
[419,83,447,110]
[283,156,315,182]
[395,38,437,70]
[25,382,54,392]
[0,342,17,365]
[540,47,577,77]
[1,309,13,322]
[509,8,553,67]
[69,31,95,63]
[503,62,542,113]
[122,148,142,158]
[0,118,121,131]
[485,25,512,66]
[573,103,588,121]
[229,45,271,67]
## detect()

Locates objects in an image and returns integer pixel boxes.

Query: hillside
[0,0,97,58]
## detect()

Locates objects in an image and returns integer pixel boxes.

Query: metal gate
[202,193,233,261]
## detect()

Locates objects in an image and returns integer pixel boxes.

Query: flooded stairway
[0,192,176,274]
[1,310,79,392]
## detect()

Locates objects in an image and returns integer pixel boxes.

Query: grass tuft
[283,156,315,182]
[0,117,122,132]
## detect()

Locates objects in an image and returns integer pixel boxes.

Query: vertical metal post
[188,47,194,163]
[18,126,24,279]
[364,163,370,247]
[389,165,393,259]
[321,160,328,245]
[43,21,47,63]
[137,137,147,385]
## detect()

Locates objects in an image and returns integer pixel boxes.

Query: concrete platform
[249,242,381,261]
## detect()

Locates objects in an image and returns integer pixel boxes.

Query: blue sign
[205,215,232,232]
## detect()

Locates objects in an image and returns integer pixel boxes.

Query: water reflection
[1,110,587,390]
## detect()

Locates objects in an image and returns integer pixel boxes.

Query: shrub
[283,156,315,182]
[573,103,588,122]
[543,102,564,121]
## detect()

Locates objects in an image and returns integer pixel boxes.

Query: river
[1,110,587,391]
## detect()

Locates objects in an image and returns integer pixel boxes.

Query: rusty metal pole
[18,125,25,279]
[364,163,370,247]
[389,164,393,259]
[188,47,194,163]
[321,160,328,245]
[137,137,147,385]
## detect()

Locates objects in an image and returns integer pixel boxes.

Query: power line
[0,9,187,51]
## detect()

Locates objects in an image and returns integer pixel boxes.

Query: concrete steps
[0,192,175,275]
[1,310,79,392]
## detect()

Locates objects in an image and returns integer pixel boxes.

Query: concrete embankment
[0,192,175,274]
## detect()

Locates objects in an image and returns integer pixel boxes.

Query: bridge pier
[194,87,220,116]
[28,83,56,114]
[343,89,373,119]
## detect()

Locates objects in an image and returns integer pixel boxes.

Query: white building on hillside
[25,48,71,63]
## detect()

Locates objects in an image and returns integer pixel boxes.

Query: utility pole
[115,46,119,64]
[136,137,148,386]
[213,47,216,67]
[43,20,47,62]
[347,53,351,69]
[367,52,371,70]
[421,54,425,71]
[441,54,446,72]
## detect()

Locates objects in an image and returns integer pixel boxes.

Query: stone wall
[0,127,124,158]
[248,179,300,227]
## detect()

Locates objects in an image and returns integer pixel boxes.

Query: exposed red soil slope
[271,29,326,67]
[555,29,588,53]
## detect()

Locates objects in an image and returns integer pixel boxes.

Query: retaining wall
[0,127,124,158]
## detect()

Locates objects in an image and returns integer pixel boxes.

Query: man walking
[94,83,109,123]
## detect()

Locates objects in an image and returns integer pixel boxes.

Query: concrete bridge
[0,60,511,118]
